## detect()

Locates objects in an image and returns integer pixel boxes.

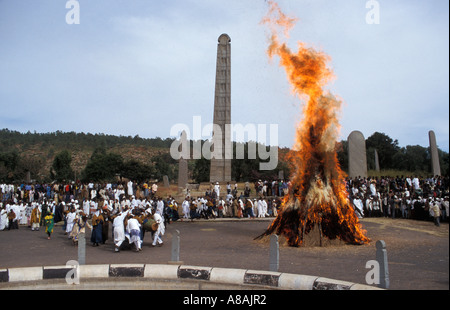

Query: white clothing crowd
[347,175,449,226]
[0,189,169,252]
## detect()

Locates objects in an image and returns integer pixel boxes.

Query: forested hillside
[0,129,174,183]
[0,129,448,184]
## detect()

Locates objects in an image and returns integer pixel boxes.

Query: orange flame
[258,1,370,246]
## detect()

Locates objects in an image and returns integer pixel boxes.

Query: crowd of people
[346,175,449,226]
[1,174,448,251]
[0,198,168,253]
[0,179,288,255]
[0,181,170,252]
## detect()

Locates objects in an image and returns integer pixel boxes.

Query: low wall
[0,264,381,290]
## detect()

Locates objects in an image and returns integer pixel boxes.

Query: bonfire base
[257,225,346,248]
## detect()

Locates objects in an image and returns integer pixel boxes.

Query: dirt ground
[0,217,448,290]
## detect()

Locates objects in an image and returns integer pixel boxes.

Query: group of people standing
[0,200,57,238]
[63,202,165,252]
[180,194,281,221]
[0,194,169,253]
[347,175,449,226]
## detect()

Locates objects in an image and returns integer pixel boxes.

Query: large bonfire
[256,1,370,247]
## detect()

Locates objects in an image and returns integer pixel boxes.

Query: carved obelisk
[210,34,232,183]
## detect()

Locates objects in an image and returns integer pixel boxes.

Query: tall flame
[257,1,370,246]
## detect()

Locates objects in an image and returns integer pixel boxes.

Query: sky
[0,0,448,152]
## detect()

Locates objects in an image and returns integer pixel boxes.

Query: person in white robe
[271,199,278,217]
[252,199,257,217]
[121,199,130,211]
[0,206,8,230]
[257,198,265,218]
[89,201,97,216]
[19,203,28,225]
[65,208,76,236]
[82,199,90,216]
[365,196,373,217]
[353,196,364,218]
[214,182,220,198]
[261,199,268,217]
[156,198,164,216]
[11,203,21,226]
[130,196,139,209]
[127,181,134,197]
[90,189,97,200]
[217,198,225,217]
[238,199,244,216]
[113,210,130,252]
[352,185,359,197]
[373,194,381,213]
[152,183,158,196]
[405,176,412,189]
[152,213,165,247]
[126,215,142,251]
[182,198,190,219]
[370,181,377,197]
[412,177,420,191]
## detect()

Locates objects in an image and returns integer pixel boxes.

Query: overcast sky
[0,0,448,151]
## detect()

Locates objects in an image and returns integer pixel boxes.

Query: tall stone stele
[348,131,368,179]
[374,149,380,172]
[210,34,232,183]
[178,130,189,189]
[429,130,441,176]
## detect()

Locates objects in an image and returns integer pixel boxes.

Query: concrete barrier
[0,264,383,290]
[8,266,43,282]
[209,267,247,285]
[278,273,318,290]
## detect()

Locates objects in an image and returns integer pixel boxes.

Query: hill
[1,129,448,184]
[0,129,173,183]
[0,129,292,184]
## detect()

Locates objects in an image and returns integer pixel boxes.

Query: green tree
[121,160,153,183]
[399,145,429,172]
[192,156,210,183]
[82,148,124,182]
[440,150,449,176]
[336,140,348,172]
[366,132,400,170]
[51,150,74,182]
[0,151,20,182]
[151,153,176,181]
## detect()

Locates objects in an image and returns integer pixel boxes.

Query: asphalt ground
[0,217,448,290]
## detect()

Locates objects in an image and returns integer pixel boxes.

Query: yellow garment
[30,208,40,224]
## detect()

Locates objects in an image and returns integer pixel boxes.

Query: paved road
[0,217,448,290]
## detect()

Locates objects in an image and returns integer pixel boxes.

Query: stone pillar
[163,175,170,188]
[25,171,31,183]
[78,233,86,265]
[170,230,182,264]
[429,130,441,176]
[269,234,279,272]
[376,240,389,289]
[178,131,189,189]
[210,34,232,183]
[374,149,380,172]
[348,131,368,179]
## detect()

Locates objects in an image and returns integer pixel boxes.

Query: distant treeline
[337,132,449,177]
[0,128,291,184]
[0,129,448,184]
[0,128,175,150]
